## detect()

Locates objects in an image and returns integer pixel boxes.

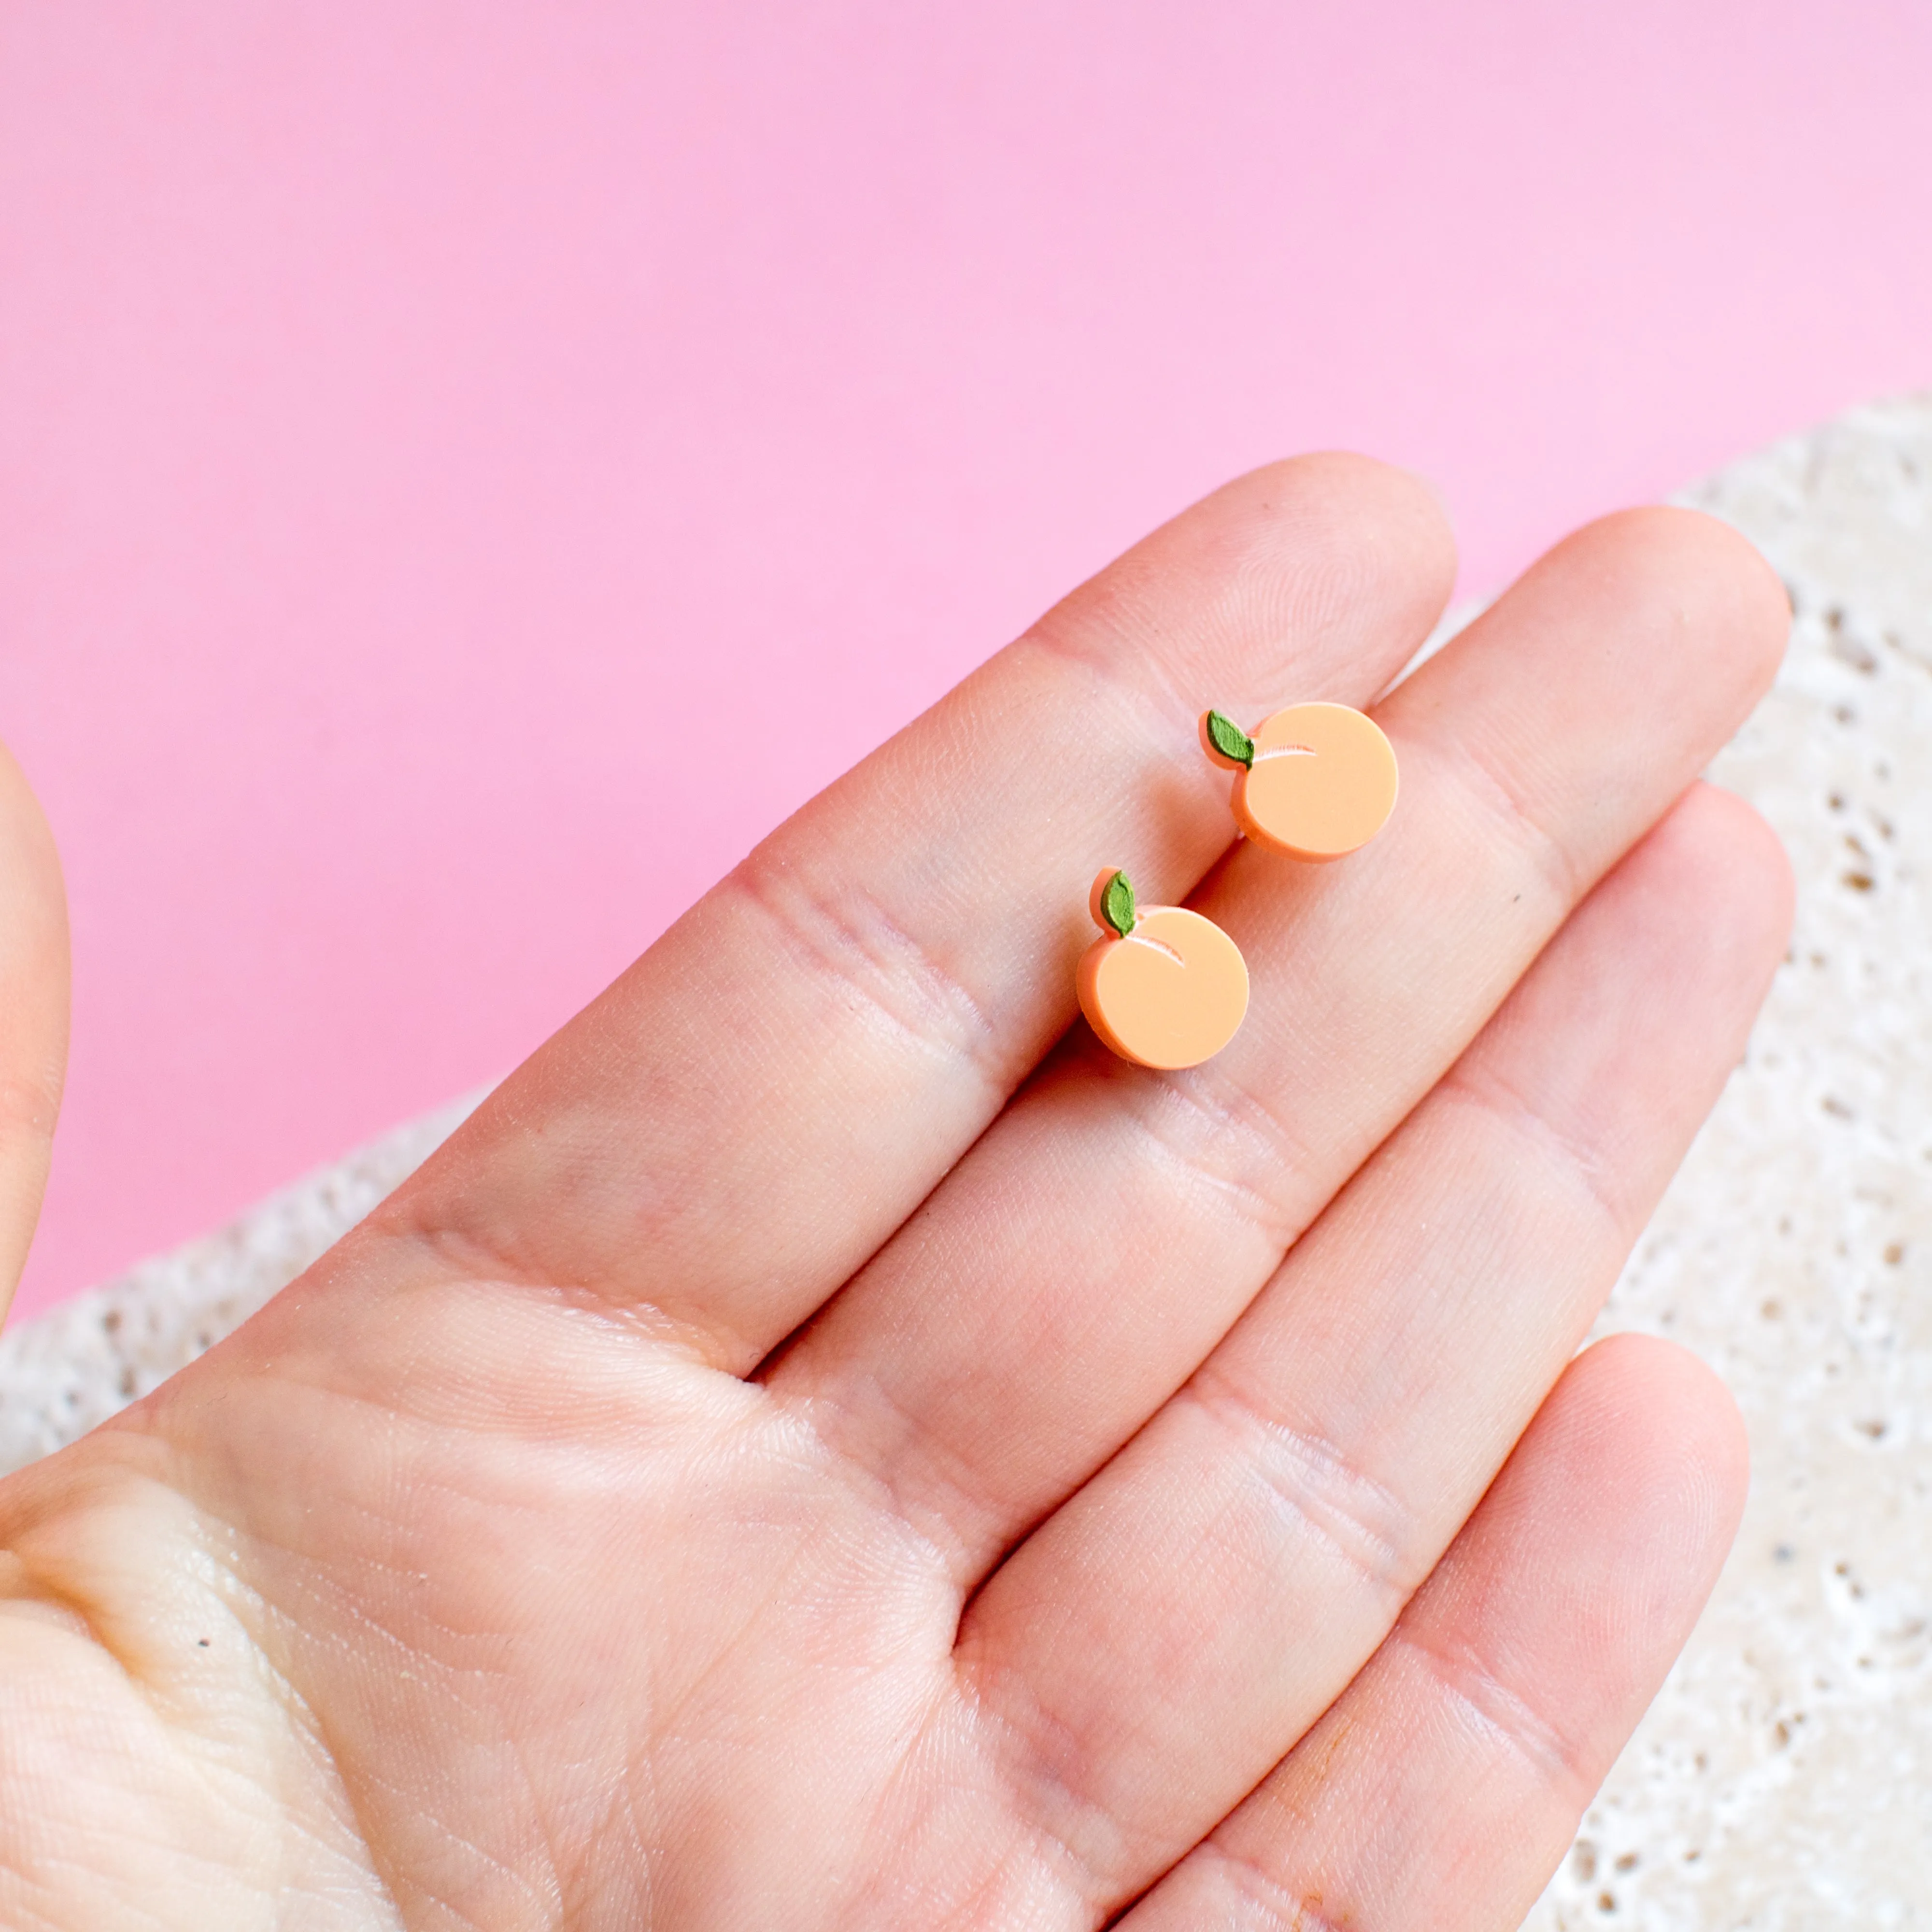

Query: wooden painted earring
[1201,703,1398,860]
[1077,868,1249,1070]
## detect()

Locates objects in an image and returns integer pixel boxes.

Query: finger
[378,457,1454,1366]
[0,745,67,1319]
[1117,1335,1749,1932]
[771,510,1786,1568]
[955,783,1787,1913]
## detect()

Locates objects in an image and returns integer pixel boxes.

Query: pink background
[2,3,1929,1317]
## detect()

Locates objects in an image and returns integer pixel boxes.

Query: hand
[0,456,1789,1929]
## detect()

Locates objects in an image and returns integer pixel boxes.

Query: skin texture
[0,455,1790,1930]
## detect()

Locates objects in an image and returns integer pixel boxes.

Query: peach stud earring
[1077,868,1249,1070]
[1201,703,1398,861]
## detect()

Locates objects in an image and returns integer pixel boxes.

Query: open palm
[0,457,1789,1929]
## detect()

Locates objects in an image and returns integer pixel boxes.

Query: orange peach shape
[1078,903,1249,1070]
[1227,702,1398,861]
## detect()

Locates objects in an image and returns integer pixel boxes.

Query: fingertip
[1039,451,1463,752]
[1241,449,1460,599]
[1645,781,1796,974]
[0,739,70,1319]
[1238,448,1455,531]
[1546,1332,1751,1597]
[0,741,70,1092]
[1204,451,1460,665]
[1655,504,1794,682]
[1556,504,1791,707]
